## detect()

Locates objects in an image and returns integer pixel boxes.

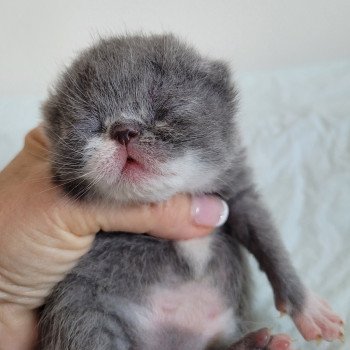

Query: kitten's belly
[151,282,236,335]
[133,280,237,347]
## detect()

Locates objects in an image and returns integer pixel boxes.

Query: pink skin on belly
[147,282,236,340]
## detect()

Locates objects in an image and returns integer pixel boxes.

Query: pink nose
[111,127,139,145]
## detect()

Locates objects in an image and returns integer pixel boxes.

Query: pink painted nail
[191,195,229,227]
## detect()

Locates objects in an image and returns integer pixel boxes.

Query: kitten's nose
[111,126,139,145]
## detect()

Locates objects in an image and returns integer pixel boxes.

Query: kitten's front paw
[291,291,344,342]
[227,328,293,350]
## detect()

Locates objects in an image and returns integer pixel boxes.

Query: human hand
[0,126,228,350]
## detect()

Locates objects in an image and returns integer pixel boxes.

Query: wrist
[0,303,37,350]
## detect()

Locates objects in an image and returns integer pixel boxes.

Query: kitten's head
[43,34,238,203]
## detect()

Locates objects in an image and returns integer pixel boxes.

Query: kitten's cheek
[84,137,127,183]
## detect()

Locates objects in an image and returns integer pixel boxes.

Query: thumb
[77,194,229,240]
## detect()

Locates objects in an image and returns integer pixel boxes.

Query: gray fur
[39,34,305,350]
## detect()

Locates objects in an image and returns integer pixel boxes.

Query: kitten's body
[40,232,249,349]
[39,34,343,349]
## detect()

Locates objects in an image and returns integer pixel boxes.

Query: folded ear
[198,59,232,91]
[201,59,230,81]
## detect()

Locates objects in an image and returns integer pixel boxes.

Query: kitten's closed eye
[75,118,105,134]
[155,107,169,121]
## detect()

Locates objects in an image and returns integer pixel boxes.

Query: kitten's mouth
[122,155,139,170]
[120,154,147,181]
[126,156,136,164]
[117,149,162,181]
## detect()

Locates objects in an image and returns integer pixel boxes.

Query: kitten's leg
[227,188,343,341]
[227,328,292,350]
[39,279,133,350]
[39,307,132,350]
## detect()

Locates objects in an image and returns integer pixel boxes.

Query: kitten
[38,34,343,350]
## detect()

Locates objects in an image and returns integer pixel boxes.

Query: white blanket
[237,61,350,349]
[1,60,349,349]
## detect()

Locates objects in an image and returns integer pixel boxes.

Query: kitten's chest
[175,234,216,278]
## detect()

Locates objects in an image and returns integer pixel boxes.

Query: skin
[0,126,222,350]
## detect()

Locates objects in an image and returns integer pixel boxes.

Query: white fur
[163,151,222,193]
[83,135,124,186]
[176,235,215,278]
[83,138,221,203]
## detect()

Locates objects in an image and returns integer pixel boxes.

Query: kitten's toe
[292,291,344,342]
[227,328,271,349]
[227,328,293,350]
[267,334,293,350]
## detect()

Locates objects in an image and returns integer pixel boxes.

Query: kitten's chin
[95,179,177,204]
[89,167,222,205]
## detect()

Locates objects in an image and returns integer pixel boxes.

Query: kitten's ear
[198,59,237,106]
[199,59,231,89]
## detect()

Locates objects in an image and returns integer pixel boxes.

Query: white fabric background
[1,60,349,349]
[237,61,350,350]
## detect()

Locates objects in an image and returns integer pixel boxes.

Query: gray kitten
[38,34,343,350]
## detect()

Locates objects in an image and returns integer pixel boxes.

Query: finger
[23,125,50,156]
[76,194,229,240]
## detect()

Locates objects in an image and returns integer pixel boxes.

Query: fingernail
[191,195,229,227]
